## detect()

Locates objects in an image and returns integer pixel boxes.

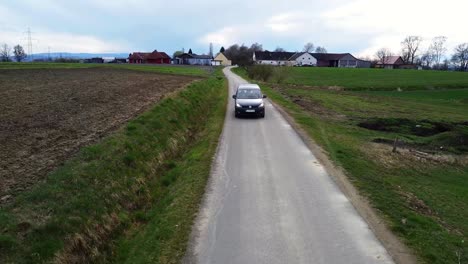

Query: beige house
[212,52,232,66]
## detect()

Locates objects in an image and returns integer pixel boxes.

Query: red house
[128,50,171,64]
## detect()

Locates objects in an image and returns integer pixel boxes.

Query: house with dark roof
[311,53,370,68]
[174,51,213,66]
[253,51,370,68]
[128,50,171,64]
[375,56,405,69]
[253,51,296,66]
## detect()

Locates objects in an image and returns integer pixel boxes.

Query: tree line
[0,44,27,62]
[376,36,468,71]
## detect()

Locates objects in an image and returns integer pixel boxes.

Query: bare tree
[315,46,327,53]
[375,48,393,65]
[13,44,27,62]
[451,43,468,71]
[1,44,11,62]
[429,36,447,67]
[420,50,434,68]
[303,42,314,52]
[401,36,422,64]
[274,47,286,52]
[249,43,263,52]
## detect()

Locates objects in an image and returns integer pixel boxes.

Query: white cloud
[198,26,263,47]
[322,0,468,57]
[0,29,129,53]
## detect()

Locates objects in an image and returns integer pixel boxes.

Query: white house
[289,52,317,66]
[253,51,318,66]
[253,51,295,66]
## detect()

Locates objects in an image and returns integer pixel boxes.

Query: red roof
[128,50,171,60]
[128,52,151,60]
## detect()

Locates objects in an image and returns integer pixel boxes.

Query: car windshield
[236,89,262,99]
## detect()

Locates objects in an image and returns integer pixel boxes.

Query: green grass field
[234,67,468,264]
[238,66,468,90]
[0,69,226,263]
[0,62,209,76]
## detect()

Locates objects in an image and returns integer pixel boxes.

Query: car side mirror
[232,95,237,99]
[263,95,267,98]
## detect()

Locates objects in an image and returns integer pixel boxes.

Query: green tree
[13,44,27,62]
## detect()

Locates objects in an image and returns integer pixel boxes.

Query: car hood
[236,98,263,105]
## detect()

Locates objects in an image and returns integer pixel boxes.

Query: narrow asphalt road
[185,67,394,264]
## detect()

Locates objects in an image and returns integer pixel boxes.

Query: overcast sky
[1,0,467,57]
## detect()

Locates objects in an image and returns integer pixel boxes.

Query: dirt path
[0,68,198,203]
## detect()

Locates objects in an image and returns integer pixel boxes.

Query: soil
[0,68,199,204]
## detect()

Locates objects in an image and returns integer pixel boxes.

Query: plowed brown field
[0,68,198,203]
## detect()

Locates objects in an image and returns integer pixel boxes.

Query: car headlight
[236,103,242,107]
[259,102,264,107]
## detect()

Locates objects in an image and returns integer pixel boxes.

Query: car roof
[238,84,260,89]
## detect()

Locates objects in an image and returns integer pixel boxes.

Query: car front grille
[241,104,260,109]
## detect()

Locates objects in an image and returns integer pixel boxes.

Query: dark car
[232,84,267,118]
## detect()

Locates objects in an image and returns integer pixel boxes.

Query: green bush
[246,65,274,81]
[272,66,291,84]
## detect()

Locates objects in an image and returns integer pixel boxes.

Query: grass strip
[234,66,468,91]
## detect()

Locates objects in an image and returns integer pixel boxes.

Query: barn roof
[289,52,310,60]
[377,56,404,65]
[176,53,212,59]
[254,51,296,61]
[310,53,354,61]
[128,50,171,60]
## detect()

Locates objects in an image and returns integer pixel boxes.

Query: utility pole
[26,27,33,61]
[209,42,213,57]
[48,46,51,61]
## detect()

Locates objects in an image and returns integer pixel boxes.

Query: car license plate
[246,110,255,113]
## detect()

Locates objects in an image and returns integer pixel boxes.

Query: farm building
[84,57,104,63]
[253,51,370,68]
[253,51,296,66]
[128,50,171,64]
[288,52,317,66]
[375,56,405,69]
[212,52,232,66]
[174,51,212,65]
[311,53,370,68]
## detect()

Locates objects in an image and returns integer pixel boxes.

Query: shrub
[272,66,291,84]
[246,65,274,81]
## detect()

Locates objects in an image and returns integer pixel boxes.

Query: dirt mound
[0,68,198,203]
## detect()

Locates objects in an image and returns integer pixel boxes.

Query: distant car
[232,84,267,118]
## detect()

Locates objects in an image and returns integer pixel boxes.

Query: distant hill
[25,52,129,61]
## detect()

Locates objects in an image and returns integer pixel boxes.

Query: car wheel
[235,112,239,118]
[261,113,265,118]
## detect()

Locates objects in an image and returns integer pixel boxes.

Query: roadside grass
[0,62,209,76]
[0,69,226,263]
[235,66,468,90]
[113,82,226,263]
[233,67,468,263]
